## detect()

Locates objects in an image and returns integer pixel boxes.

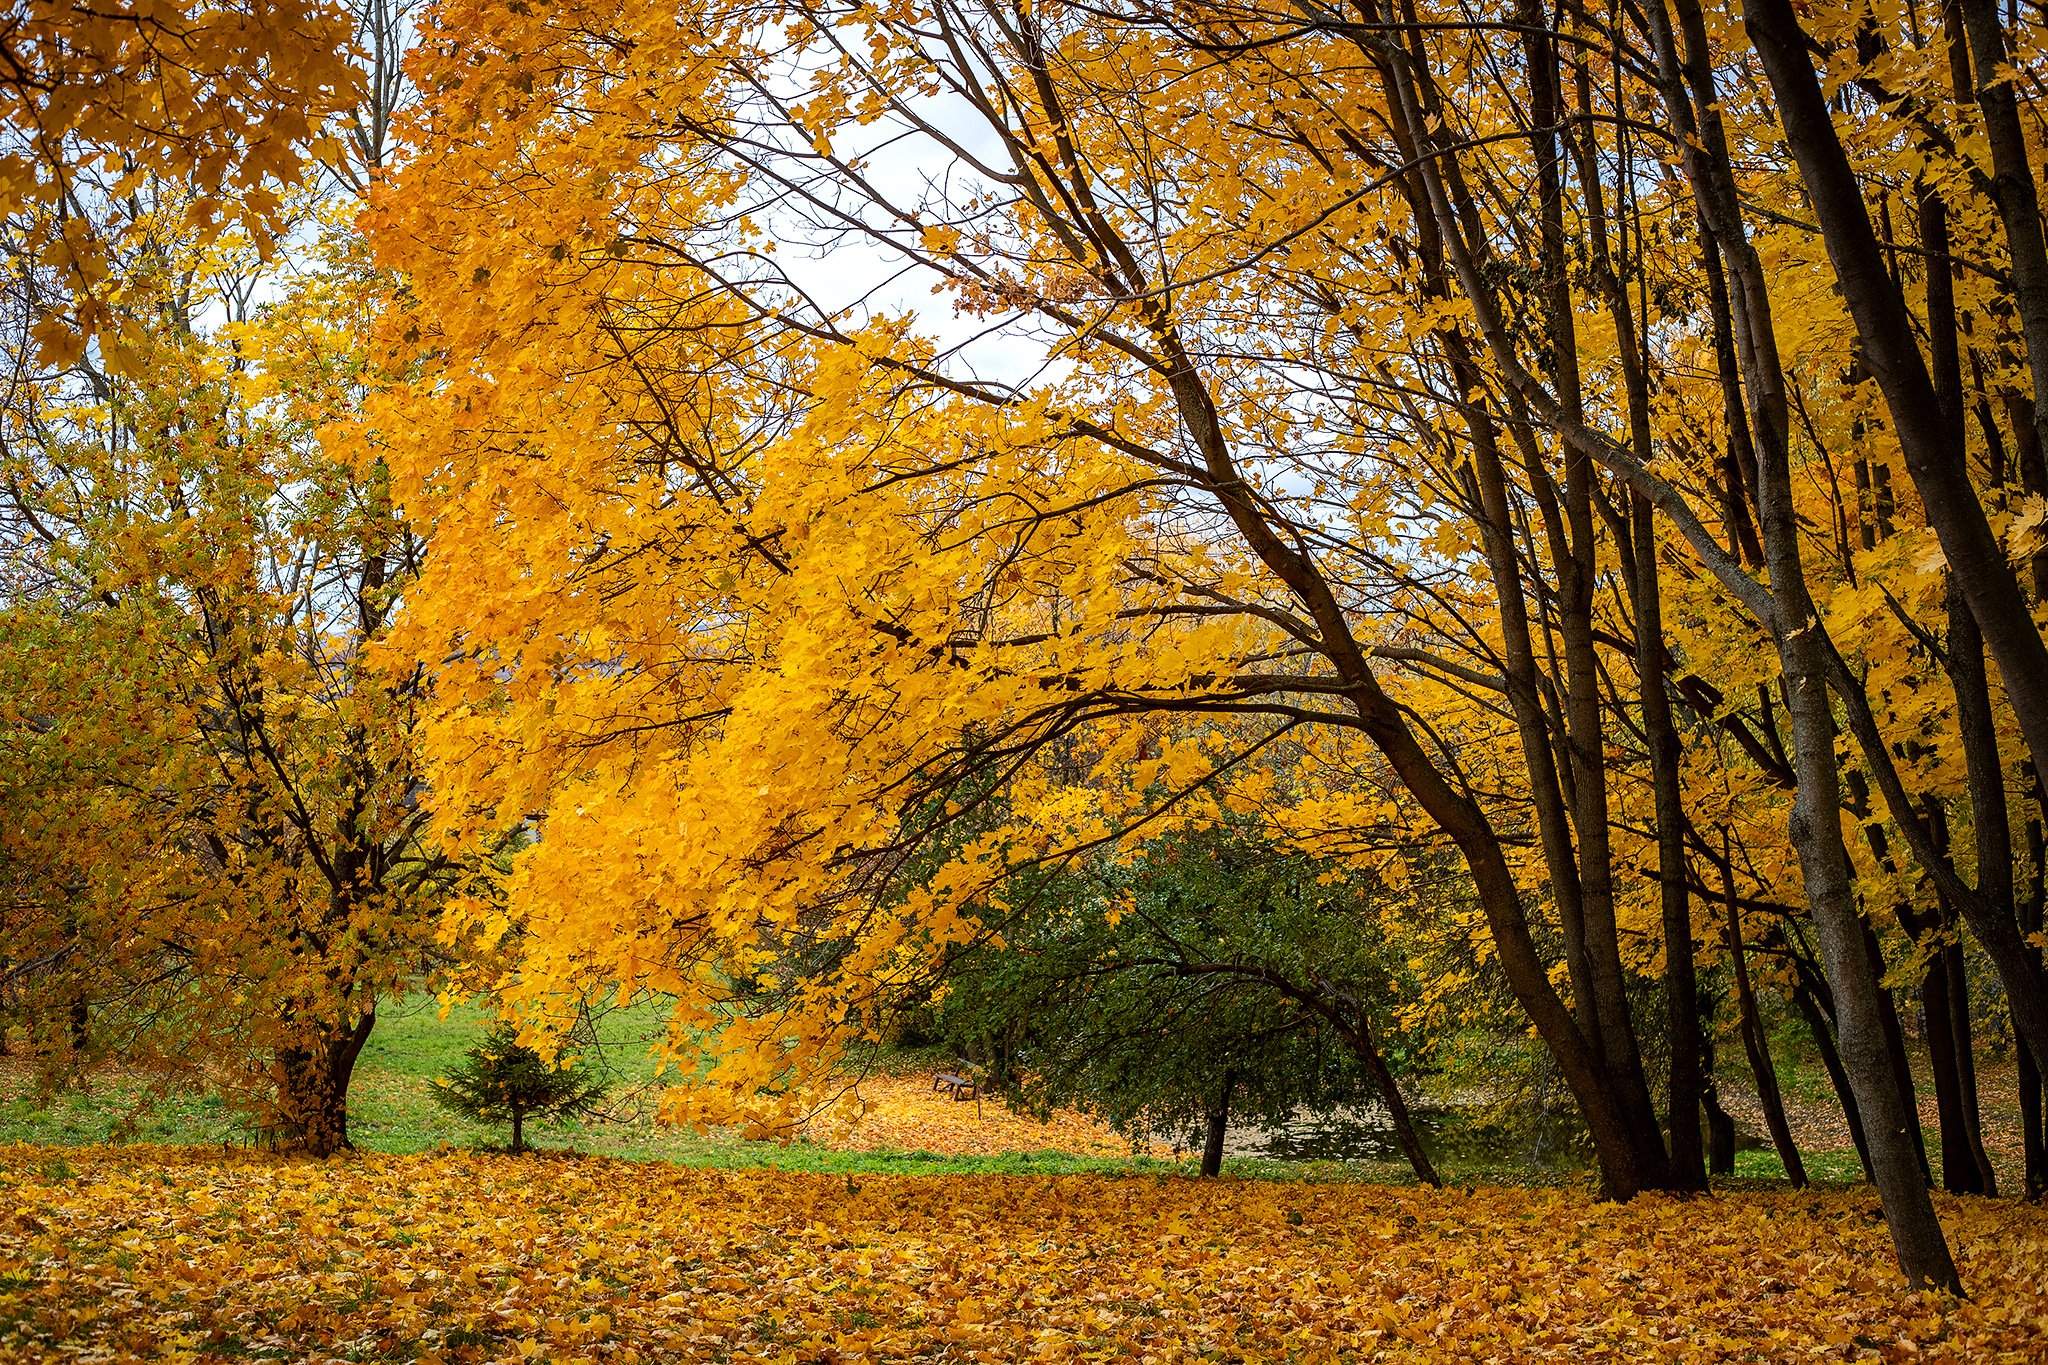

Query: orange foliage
[803,1073,1159,1159]
[0,0,359,359]
[3,1149,2046,1362]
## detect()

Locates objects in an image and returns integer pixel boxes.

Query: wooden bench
[933,1071,981,1112]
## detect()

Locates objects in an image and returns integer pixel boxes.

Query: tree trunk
[1927,154,2022,1196]
[1464,378,1604,1078]
[1942,947,1996,1194]
[2023,1040,2046,1200]
[2016,398,2048,600]
[1705,1090,1737,1177]
[1723,850,1806,1187]
[1639,499,1704,1190]
[1730,189,1955,1289]
[275,1009,375,1158]
[1698,1000,1736,1177]
[1515,1,1667,1186]
[1892,803,1990,1195]
[1788,967,1874,1181]
[1918,940,1990,1194]
[1868,927,1934,1187]
[1333,1006,1441,1188]
[2027,810,2048,1200]
[1200,1070,1233,1178]
[1567,43,1705,1182]
[512,1104,526,1155]
[1208,958,1446,1188]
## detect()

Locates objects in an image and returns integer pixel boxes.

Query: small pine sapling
[432,1024,609,1153]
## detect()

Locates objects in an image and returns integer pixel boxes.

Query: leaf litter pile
[2,1148,2045,1362]
[801,1073,1161,1158]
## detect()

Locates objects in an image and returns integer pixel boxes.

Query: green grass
[0,997,1245,1178]
[345,993,675,1154]
[0,997,1888,1187]
[0,1072,240,1147]
[1732,1146,1869,1184]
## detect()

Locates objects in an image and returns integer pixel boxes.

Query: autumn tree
[0,0,459,1154]
[0,237,447,1148]
[0,0,362,361]
[1314,0,2048,1286]
[366,0,2048,1289]
[371,0,1691,1202]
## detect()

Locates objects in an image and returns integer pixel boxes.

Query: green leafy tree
[933,827,1440,1182]
[433,1025,609,1153]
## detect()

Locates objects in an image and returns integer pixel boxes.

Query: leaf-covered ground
[2,1149,2045,1362]
[803,1073,1163,1159]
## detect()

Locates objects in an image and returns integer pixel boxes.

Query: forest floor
[1,1147,2044,1362]
[4,1004,2044,1359]
[1717,1054,2034,1193]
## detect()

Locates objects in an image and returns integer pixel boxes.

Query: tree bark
[275,1009,375,1158]
[2023,1038,2046,1200]
[1200,1070,1233,1178]
[1942,946,1996,1194]
[1919,938,1992,1194]
[2027,811,2048,1200]
[1698,995,1737,1177]
[1638,502,1704,1191]
[1789,969,1874,1182]
[1868,926,1934,1187]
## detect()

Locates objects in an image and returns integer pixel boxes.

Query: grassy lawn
[2,995,688,1157]
[0,998,1275,1179]
[1,996,1919,1187]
